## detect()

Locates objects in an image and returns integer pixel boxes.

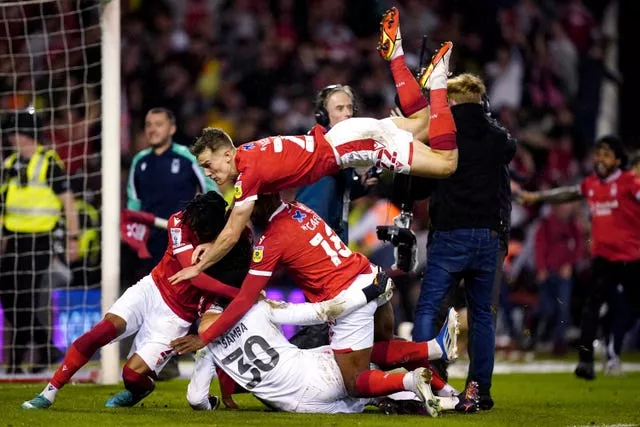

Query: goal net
[0,0,117,381]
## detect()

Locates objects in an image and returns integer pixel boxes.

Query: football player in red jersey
[169,8,456,285]
[172,194,459,413]
[518,135,640,380]
[22,192,251,409]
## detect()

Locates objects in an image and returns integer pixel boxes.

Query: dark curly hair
[182,191,252,293]
[182,191,228,243]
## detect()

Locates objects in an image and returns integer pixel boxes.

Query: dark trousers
[414,228,505,395]
[0,233,54,369]
[578,257,640,363]
[537,274,573,345]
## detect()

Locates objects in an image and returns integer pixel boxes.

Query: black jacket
[401,103,515,233]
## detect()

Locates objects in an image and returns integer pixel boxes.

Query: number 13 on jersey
[309,224,352,266]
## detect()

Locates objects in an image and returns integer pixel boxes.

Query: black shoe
[157,357,180,381]
[479,394,494,410]
[455,381,479,413]
[377,398,428,416]
[574,362,595,380]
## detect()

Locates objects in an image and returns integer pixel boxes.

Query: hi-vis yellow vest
[2,146,63,233]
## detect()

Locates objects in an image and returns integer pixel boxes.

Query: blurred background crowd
[1,0,638,364]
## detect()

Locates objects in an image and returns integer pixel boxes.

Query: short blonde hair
[447,73,486,104]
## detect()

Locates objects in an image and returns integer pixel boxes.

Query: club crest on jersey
[234,182,243,199]
[171,158,180,174]
[253,246,264,262]
[170,228,182,247]
[241,143,255,151]
[292,210,307,223]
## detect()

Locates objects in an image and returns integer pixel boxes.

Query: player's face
[632,162,640,177]
[144,112,175,148]
[592,144,620,179]
[326,91,354,127]
[198,147,234,185]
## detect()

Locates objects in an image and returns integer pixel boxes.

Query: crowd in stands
[2,0,634,356]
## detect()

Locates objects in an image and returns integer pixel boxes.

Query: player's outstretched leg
[22,315,123,409]
[380,7,430,122]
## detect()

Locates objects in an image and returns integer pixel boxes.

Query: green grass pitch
[1,373,639,426]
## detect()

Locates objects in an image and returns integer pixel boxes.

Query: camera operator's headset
[314,84,357,128]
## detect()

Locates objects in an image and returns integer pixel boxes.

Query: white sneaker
[409,368,440,417]
[604,357,623,376]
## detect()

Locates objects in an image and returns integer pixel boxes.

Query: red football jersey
[233,126,340,205]
[151,212,205,322]
[248,201,373,302]
[580,170,640,262]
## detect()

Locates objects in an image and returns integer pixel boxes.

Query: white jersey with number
[203,299,370,413]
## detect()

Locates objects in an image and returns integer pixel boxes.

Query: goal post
[100,0,120,385]
[0,0,120,382]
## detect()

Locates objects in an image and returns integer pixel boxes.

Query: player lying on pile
[169,193,474,416]
[168,7,457,287]
[173,294,478,416]
[20,191,391,410]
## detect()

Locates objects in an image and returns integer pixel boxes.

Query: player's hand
[169,264,200,285]
[170,334,206,354]
[192,242,213,264]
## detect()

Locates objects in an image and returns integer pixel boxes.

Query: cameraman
[412,74,514,410]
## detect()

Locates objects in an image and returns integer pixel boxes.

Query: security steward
[0,112,79,373]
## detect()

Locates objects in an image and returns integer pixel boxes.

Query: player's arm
[199,200,254,269]
[518,185,583,206]
[169,200,254,284]
[268,273,394,326]
[199,272,270,344]
[174,248,240,299]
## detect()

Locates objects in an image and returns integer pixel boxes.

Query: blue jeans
[413,228,504,395]
[537,274,573,345]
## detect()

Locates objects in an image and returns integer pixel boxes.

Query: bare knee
[334,349,372,395]
[374,302,394,342]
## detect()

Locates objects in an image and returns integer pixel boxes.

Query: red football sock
[123,365,155,396]
[429,369,447,392]
[354,369,406,397]
[371,340,428,369]
[50,319,118,389]
[390,57,428,116]
[428,88,457,150]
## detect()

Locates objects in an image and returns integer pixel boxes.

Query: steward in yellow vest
[0,112,79,373]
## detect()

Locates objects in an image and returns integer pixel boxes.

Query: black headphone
[314,84,357,128]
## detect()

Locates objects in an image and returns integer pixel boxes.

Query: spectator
[532,203,583,355]
[412,74,515,410]
[0,112,79,373]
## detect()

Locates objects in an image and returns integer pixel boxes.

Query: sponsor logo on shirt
[234,181,243,199]
[252,246,264,262]
[241,143,255,151]
[170,227,182,247]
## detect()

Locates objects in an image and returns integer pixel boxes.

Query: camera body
[376,225,418,273]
